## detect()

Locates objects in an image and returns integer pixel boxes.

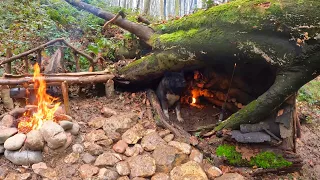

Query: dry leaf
[235,145,259,161]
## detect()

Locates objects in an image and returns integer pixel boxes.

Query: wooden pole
[24,56,29,74]
[61,81,70,115]
[37,50,42,68]
[5,48,12,74]
[73,51,80,72]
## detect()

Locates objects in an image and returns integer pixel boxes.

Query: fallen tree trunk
[65,0,320,131]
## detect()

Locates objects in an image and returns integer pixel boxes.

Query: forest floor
[0,79,319,180]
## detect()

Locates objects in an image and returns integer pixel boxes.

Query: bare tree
[143,0,151,15]
[175,0,180,16]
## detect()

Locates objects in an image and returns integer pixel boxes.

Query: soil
[0,89,319,179]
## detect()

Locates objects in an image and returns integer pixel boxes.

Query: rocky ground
[0,90,319,180]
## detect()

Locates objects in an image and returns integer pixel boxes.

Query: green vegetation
[216,145,292,169]
[298,79,320,106]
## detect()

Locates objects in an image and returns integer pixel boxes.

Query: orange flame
[18,63,60,133]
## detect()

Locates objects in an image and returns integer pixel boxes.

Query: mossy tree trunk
[65,0,320,130]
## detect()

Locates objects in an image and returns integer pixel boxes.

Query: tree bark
[143,0,151,15]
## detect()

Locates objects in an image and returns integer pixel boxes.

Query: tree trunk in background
[160,0,165,19]
[175,0,180,16]
[122,0,127,8]
[164,0,167,18]
[143,0,151,15]
[136,0,141,11]
[189,0,193,13]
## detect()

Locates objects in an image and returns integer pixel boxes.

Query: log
[61,81,70,115]
[0,74,114,85]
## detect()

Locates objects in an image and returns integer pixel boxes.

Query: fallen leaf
[235,145,259,161]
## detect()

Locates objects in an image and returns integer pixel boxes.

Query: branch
[0,38,94,65]
[64,0,154,45]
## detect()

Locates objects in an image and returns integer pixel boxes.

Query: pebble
[85,129,110,142]
[170,161,208,180]
[163,134,174,142]
[5,150,43,165]
[84,142,104,156]
[121,124,145,144]
[79,164,99,179]
[82,153,96,164]
[151,173,170,180]
[116,161,130,176]
[59,121,73,131]
[98,168,119,180]
[189,149,203,163]
[168,141,192,154]
[72,144,84,153]
[69,121,80,135]
[0,127,18,144]
[141,132,166,151]
[94,152,122,166]
[127,154,156,177]
[25,130,45,151]
[158,130,171,138]
[4,133,26,150]
[215,173,245,180]
[113,140,128,153]
[64,152,80,164]
[124,144,143,157]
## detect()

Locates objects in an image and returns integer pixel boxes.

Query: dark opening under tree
[65,0,320,131]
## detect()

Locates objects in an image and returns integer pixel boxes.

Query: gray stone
[215,173,245,180]
[127,154,156,177]
[69,121,80,135]
[72,144,84,153]
[40,121,67,149]
[141,132,166,151]
[4,150,43,165]
[122,124,145,144]
[170,161,208,180]
[152,145,178,172]
[94,152,122,166]
[84,142,104,156]
[0,127,18,144]
[4,133,26,150]
[116,161,130,176]
[0,115,14,127]
[98,168,119,180]
[82,153,96,164]
[25,130,45,151]
[231,130,271,143]
[59,121,73,131]
[168,141,192,154]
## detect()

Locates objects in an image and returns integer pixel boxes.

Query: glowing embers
[18,63,60,133]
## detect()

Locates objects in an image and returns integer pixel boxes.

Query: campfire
[18,63,61,133]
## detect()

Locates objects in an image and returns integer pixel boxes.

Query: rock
[1,114,14,127]
[96,138,113,147]
[107,131,121,141]
[9,107,26,118]
[168,141,192,154]
[0,167,8,179]
[203,165,222,179]
[98,168,119,180]
[163,134,174,142]
[72,144,84,153]
[141,132,166,151]
[0,144,4,154]
[113,140,128,154]
[117,176,130,180]
[122,124,145,144]
[64,152,80,164]
[85,129,110,142]
[124,144,143,157]
[19,173,31,180]
[127,154,156,177]
[32,162,57,179]
[40,121,67,149]
[88,116,106,129]
[54,132,73,151]
[103,113,138,135]
[132,178,147,180]
[152,145,178,173]
[0,127,18,144]
[189,149,203,163]
[82,152,96,164]
[94,152,122,166]
[101,107,118,118]
[116,161,130,176]
[189,136,199,146]
[151,173,170,180]
[84,142,104,156]
[170,161,208,180]
[78,164,99,179]
[25,130,45,151]
[158,130,171,138]
[4,150,42,165]
[4,133,26,150]
[215,173,245,180]
[69,121,80,135]
[59,121,73,131]
[4,172,20,180]
[231,130,271,143]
